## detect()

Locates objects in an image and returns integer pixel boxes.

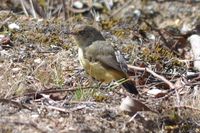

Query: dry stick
[38,86,97,94]
[62,0,67,20]
[128,65,175,89]
[42,104,86,113]
[20,0,31,16]
[20,0,29,16]
[11,86,98,99]
[110,0,132,18]
[29,0,37,18]
[156,84,188,101]
[32,0,46,18]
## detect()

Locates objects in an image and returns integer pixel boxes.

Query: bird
[71,25,138,95]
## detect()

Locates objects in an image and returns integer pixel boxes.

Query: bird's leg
[105,80,120,92]
[97,81,112,91]
[97,82,103,89]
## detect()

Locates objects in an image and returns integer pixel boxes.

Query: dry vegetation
[0,0,200,132]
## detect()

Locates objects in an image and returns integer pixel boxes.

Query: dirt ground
[0,0,200,133]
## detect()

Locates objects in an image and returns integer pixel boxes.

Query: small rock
[8,23,20,30]
[73,1,83,9]
[147,88,168,98]
[12,67,21,73]
[133,9,141,18]
[120,96,152,115]
[188,34,200,71]
[34,58,42,64]
[0,35,5,41]
[0,50,11,57]
[93,2,103,9]
[181,23,192,34]
[147,88,167,95]
[146,33,156,41]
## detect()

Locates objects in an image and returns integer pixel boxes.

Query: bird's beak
[63,24,84,35]
[63,30,78,35]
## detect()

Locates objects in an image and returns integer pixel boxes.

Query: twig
[128,65,175,89]
[29,0,37,18]
[32,0,46,18]
[20,0,29,16]
[41,104,86,113]
[62,0,67,20]
[11,86,98,99]
[110,0,132,18]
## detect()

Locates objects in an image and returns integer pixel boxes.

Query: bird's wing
[85,41,128,74]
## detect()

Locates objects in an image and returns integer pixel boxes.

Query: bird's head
[72,25,105,47]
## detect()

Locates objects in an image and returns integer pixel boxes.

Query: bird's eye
[79,30,85,34]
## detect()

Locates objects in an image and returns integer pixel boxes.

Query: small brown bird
[72,25,138,95]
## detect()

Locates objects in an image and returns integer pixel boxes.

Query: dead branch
[128,65,175,89]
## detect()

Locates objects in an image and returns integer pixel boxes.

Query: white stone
[188,34,200,71]
[73,1,83,9]
[147,88,167,96]
[12,67,21,73]
[34,58,42,64]
[8,23,20,30]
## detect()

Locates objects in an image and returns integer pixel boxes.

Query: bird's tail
[122,80,138,95]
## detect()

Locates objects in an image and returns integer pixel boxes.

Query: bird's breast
[78,48,125,83]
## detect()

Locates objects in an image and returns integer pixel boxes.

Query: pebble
[8,23,20,30]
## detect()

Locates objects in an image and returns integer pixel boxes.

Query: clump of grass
[74,85,97,101]
[51,62,65,87]
[74,85,109,102]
